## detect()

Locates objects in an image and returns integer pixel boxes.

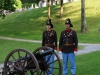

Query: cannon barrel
[34,48,54,59]
[3,47,62,75]
[9,49,54,63]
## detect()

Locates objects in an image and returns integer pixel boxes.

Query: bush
[14,0,22,9]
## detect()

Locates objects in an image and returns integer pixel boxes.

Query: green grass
[0,39,83,63]
[76,51,100,75]
[0,39,100,75]
[0,0,100,43]
[0,1,100,74]
[61,51,100,75]
[0,39,41,63]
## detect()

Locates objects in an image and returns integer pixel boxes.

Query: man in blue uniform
[42,18,57,75]
[59,18,78,75]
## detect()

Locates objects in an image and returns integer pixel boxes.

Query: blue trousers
[62,52,76,75]
[45,54,54,75]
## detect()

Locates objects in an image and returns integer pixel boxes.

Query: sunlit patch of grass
[0,0,100,43]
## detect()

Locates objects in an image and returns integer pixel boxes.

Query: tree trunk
[47,0,50,19]
[51,0,53,5]
[81,0,87,33]
[60,0,63,17]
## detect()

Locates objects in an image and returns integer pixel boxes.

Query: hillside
[0,0,100,43]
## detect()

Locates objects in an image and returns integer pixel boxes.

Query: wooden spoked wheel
[4,48,40,75]
[33,46,62,75]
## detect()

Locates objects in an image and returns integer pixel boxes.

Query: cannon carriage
[0,46,62,75]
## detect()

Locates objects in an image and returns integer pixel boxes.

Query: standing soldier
[59,18,78,75]
[42,18,57,75]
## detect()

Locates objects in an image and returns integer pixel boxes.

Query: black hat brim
[65,23,73,27]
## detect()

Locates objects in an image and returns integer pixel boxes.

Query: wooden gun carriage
[0,46,62,75]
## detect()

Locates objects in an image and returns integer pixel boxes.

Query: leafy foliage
[14,0,22,9]
[0,0,22,11]
[4,0,15,11]
[0,0,4,9]
[21,0,35,4]
[20,0,41,5]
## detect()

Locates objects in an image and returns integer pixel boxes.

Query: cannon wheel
[33,46,62,75]
[4,48,40,75]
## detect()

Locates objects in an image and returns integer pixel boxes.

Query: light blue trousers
[62,52,76,75]
[45,54,54,75]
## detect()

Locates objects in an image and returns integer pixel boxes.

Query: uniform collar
[47,29,52,31]
[66,28,71,32]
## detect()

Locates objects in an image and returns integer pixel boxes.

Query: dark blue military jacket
[59,29,78,53]
[42,30,57,49]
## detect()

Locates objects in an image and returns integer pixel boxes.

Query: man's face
[66,24,70,29]
[46,25,51,30]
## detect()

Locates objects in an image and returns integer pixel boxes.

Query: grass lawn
[0,0,100,74]
[0,39,100,75]
[0,39,41,63]
[0,0,100,43]
[60,51,100,75]
[0,39,83,63]
[76,51,100,75]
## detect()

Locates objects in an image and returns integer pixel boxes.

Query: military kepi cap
[46,18,53,28]
[65,18,73,27]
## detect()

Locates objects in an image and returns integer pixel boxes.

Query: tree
[0,0,5,10]
[51,0,55,5]
[3,0,15,11]
[0,0,22,11]
[47,0,50,19]
[0,0,5,18]
[20,0,35,4]
[81,0,87,33]
[14,0,22,9]
[60,0,63,17]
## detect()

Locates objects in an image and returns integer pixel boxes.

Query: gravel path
[0,36,100,70]
[77,43,100,55]
[0,36,100,55]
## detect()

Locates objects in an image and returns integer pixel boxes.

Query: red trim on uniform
[59,48,62,51]
[74,48,77,51]
[66,29,71,32]
[54,47,57,50]
[41,48,44,50]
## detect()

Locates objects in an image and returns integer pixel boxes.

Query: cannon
[0,46,62,75]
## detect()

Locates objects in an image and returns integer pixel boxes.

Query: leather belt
[45,44,54,46]
[63,44,74,46]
